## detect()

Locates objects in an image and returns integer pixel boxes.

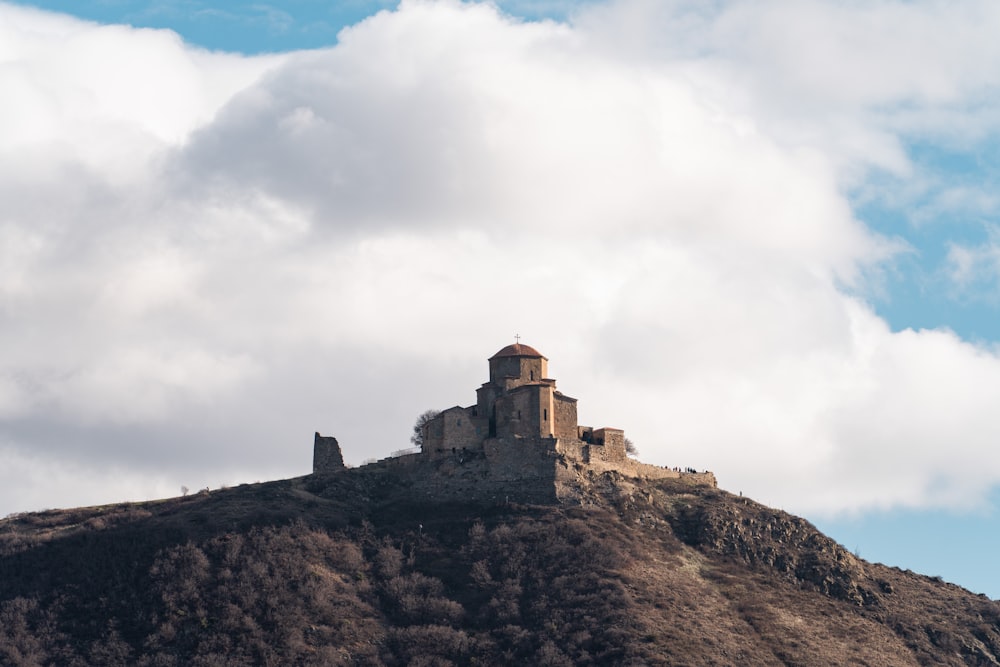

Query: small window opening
[544,409,548,421]
[530,370,534,380]
[517,410,521,419]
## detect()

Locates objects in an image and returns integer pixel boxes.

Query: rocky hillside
[1,469,998,666]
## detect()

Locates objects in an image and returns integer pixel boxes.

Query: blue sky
[3,0,1000,599]
[860,140,1000,341]
[8,0,392,52]
[8,1,593,52]
[815,501,1000,599]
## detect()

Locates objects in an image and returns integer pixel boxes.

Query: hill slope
[1,470,998,666]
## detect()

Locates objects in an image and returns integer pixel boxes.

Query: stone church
[420,342,626,463]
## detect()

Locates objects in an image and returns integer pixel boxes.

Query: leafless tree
[624,438,639,458]
[410,409,441,448]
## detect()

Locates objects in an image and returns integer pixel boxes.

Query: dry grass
[0,473,997,665]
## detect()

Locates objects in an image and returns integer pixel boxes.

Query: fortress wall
[555,438,587,461]
[318,424,716,504]
[483,437,560,480]
[371,447,559,504]
[579,456,679,480]
[322,442,715,504]
[372,452,423,470]
[575,456,717,487]
[347,441,717,490]
[585,443,607,463]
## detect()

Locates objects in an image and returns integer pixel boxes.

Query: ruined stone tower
[313,432,344,473]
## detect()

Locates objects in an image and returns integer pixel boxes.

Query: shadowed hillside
[1,470,998,666]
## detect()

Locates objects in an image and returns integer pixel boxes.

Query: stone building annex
[312,342,715,503]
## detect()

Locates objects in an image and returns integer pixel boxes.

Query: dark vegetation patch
[1,474,999,665]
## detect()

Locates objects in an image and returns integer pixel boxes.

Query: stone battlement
[312,343,716,503]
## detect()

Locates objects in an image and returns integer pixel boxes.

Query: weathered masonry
[420,342,627,464]
[313,343,716,503]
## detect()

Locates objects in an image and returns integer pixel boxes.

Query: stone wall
[496,389,541,439]
[491,355,546,387]
[359,445,560,505]
[326,433,716,505]
[553,394,578,440]
[422,407,483,458]
[590,428,626,463]
[423,415,447,454]
[555,438,587,460]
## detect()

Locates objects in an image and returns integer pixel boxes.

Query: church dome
[490,343,545,359]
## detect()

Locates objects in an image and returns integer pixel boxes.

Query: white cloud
[0,2,284,173]
[4,0,1000,518]
[945,227,1000,294]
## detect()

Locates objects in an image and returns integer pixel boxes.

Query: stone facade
[420,343,608,459]
[311,343,717,502]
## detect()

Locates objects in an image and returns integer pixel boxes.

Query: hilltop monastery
[313,343,715,503]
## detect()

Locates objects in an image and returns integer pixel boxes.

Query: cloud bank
[3,0,1000,517]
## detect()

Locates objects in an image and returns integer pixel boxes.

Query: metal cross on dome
[514,334,521,344]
